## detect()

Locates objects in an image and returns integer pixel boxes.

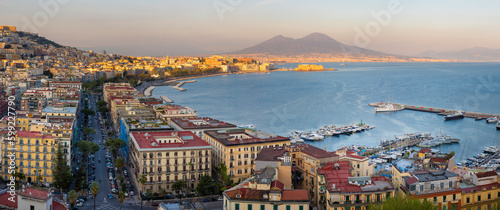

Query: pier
[369,102,500,119]
[160,96,174,103]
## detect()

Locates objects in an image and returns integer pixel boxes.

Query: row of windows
[142,164,209,173]
[142,157,209,165]
[232,203,304,210]
[142,150,209,158]
[465,192,500,203]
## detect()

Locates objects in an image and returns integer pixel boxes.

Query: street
[75,93,157,210]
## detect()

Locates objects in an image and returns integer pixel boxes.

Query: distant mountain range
[228,32,390,57]
[415,47,500,61]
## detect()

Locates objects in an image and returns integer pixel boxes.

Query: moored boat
[444,112,464,120]
[486,117,498,123]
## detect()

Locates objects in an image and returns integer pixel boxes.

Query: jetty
[169,80,196,91]
[369,102,500,119]
[160,96,174,103]
[144,86,156,97]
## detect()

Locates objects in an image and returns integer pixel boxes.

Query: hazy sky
[2,0,500,56]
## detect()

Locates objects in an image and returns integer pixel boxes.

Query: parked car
[130,191,134,196]
[107,194,113,199]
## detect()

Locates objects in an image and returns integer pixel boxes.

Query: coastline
[136,72,232,95]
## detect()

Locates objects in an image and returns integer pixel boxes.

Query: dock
[144,86,156,97]
[170,80,196,91]
[160,96,174,103]
[369,102,500,119]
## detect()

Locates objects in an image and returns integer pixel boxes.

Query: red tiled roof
[0,193,17,208]
[419,148,432,153]
[255,147,286,161]
[282,189,309,201]
[344,154,368,160]
[271,180,284,191]
[17,131,55,139]
[405,177,419,185]
[131,131,210,149]
[19,188,51,200]
[462,183,500,194]
[431,157,447,163]
[475,171,498,179]
[299,144,338,159]
[53,200,67,210]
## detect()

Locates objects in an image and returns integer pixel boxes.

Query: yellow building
[203,129,291,183]
[223,167,310,210]
[461,171,500,210]
[339,153,375,177]
[1,131,57,184]
[317,160,395,210]
[128,131,212,194]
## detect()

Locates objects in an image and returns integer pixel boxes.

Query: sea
[152,62,500,161]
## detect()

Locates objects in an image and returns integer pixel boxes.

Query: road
[75,93,157,210]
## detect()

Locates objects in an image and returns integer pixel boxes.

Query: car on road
[77,202,83,207]
[218,196,223,201]
[107,194,113,199]
[130,191,134,196]
[124,192,128,197]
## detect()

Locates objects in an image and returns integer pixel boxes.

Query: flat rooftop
[131,131,210,150]
[42,106,77,114]
[171,117,237,129]
[204,129,289,146]
[413,171,458,182]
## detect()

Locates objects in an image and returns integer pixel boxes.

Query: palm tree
[139,174,147,210]
[118,191,126,210]
[68,190,78,209]
[90,181,100,210]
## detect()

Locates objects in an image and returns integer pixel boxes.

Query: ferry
[444,112,464,120]
[375,103,404,112]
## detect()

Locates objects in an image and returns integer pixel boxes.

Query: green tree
[119,191,126,210]
[104,138,126,157]
[139,174,147,210]
[82,127,96,138]
[90,182,101,210]
[129,79,136,87]
[98,106,109,115]
[82,83,91,90]
[96,100,107,107]
[53,141,73,191]
[196,175,220,196]
[68,190,78,209]
[219,163,230,186]
[82,108,96,116]
[76,141,99,158]
[90,181,100,210]
[370,195,435,210]
[187,162,194,193]
[116,157,125,171]
[172,180,186,195]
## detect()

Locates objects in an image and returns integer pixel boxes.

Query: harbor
[369,102,500,120]
[289,122,375,142]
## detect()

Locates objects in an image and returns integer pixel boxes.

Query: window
[30,205,35,210]
[452,194,456,200]
[431,184,434,190]
[261,205,265,210]
[466,197,470,203]
[357,164,360,168]
[299,206,304,210]
[449,181,453,188]
[488,194,491,200]
[286,205,290,210]
[443,195,446,202]
[433,197,437,202]
[248,204,252,210]
[440,182,444,189]
[235,203,239,210]
[273,205,278,210]
[478,195,481,202]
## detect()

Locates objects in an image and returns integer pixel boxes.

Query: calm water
[152,62,500,161]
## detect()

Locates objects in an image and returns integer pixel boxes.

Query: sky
[1,0,500,56]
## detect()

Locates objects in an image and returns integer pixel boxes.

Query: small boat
[444,112,464,121]
[475,117,483,121]
[497,122,500,130]
[486,117,498,123]
[300,132,324,141]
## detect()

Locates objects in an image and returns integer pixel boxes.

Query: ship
[375,103,404,112]
[444,112,464,120]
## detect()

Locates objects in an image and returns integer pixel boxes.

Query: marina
[288,122,375,142]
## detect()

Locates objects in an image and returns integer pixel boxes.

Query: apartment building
[129,131,212,194]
